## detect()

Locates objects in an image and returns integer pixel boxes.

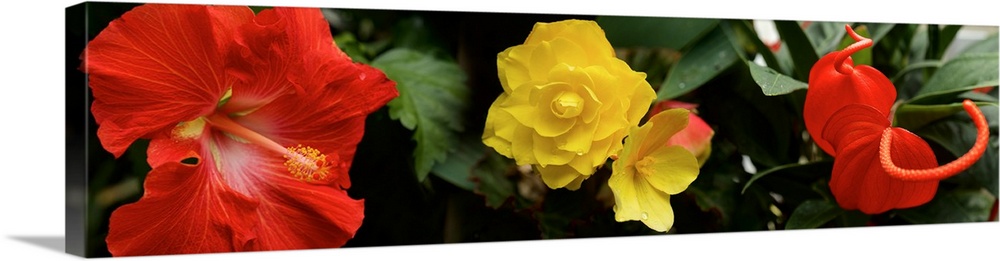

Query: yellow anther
[283,145,332,182]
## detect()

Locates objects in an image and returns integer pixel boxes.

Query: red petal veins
[106,160,260,256]
[221,7,396,117]
[234,99,371,189]
[111,128,367,255]
[823,104,937,214]
[222,8,297,113]
[208,133,365,250]
[85,4,251,157]
[804,49,896,157]
[245,174,365,251]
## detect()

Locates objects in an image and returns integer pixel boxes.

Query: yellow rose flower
[609,108,700,232]
[482,19,656,190]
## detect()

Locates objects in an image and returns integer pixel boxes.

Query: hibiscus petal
[823,104,937,214]
[208,132,365,250]
[248,180,365,250]
[233,107,368,189]
[106,161,259,256]
[225,7,398,120]
[85,4,245,157]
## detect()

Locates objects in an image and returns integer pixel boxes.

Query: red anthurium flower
[804,25,896,156]
[84,4,397,256]
[807,25,990,214]
[823,100,988,214]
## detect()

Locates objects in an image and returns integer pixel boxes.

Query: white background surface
[1,0,997,260]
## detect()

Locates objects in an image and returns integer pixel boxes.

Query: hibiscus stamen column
[879,99,990,181]
[205,113,334,182]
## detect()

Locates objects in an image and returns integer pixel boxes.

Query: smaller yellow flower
[609,108,700,232]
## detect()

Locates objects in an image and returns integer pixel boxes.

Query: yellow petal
[532,131,575,166]
[546,37,589,68]
[510,125,538,165]
[553,117,597,154]
[525,20,615,65]
[638,108,690,157]
[564,174,588,191]
[483,96,516,158]
[608,169,675,232]
[538,164,587,190]
[639,146,699,195]
[497,46,534,93]
[635,182,675,232]
[533,83,577,137]
[565,155,598,177]
[589,136,617,167]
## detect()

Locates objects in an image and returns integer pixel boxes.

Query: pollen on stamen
[283,144,333,182]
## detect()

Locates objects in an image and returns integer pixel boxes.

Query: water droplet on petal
[678,83,686,89]
[641,212,649,220]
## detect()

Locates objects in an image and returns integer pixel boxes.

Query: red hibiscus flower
[83,4,397,256]
[805,25,989,214]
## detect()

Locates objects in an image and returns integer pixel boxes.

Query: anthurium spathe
[822,100,989,214]
[806,25,990,214]
[482,19,656,190]
[804,25,896,156]
[84,4,398,255]
[609,109,700,232]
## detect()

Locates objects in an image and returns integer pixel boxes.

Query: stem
[879,100,990,181]
[204,113,287,155]
[834,24,873,74]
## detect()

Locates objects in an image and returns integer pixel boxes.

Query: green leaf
[936,25,963,60]
[863,23,895,45]
[597,16,718,50]
[889,60,942,83]
[910,52,1000,104]
[372,48,470,181]
[742,161,833,194]
[746,61,808,96]
[334,32,371,64]
[894,102,998,130]
[803,21,846,55]
[784,199,843,229]
[470,150,516,209]
[836,25,871,66]
[959,32,999,55]
[834,210,870,227]
[657,27,739,101]
[730,20,783,73]
[430,136,484,191]
[958,90,1000,103]
[897,188,996,224]
[774,20,819,81]
[915,105,999,196]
